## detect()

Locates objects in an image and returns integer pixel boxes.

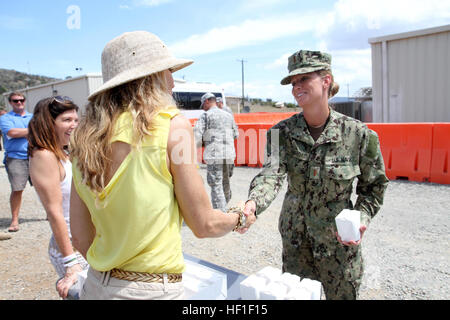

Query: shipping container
[369,24,450,122]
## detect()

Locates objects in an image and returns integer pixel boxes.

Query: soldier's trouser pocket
[281,235,317,281]
[282,235,364,300]
[315,245,364,300]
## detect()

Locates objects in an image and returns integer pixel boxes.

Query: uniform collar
[290,107,343,146]
[206,106,218,112]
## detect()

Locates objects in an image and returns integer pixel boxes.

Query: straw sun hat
[88,31,193,100]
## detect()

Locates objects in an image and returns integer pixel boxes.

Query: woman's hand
[56,263,83,299]
[336,225,367,246]
[236,200,257,234]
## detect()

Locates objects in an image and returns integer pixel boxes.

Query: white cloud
[132,0,173,7]
[333,0,450,31]
[0,15,35,30]
[171,0,449,57]
[330,48,372,94]
[169,15,318,57]
[239,0,295,11]
[264,53,291,70]
[173,0,448,101]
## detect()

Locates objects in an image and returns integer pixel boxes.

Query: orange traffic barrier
[234,123,272,167]
[367,123,433,182]
[191,116,450,185]
[430,123,450,184]
[233,112,298,167]
[191,112,297,167]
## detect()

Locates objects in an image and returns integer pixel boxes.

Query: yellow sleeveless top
[72,106,185,273]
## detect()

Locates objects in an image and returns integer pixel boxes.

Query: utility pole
[237,59,246,113]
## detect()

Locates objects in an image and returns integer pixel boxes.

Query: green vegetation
[0,68,60,94]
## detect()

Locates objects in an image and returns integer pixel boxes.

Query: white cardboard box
[183,259,227,300]
[335,209,361,242]
[299,278,322,300]
[240,266,322,300]
[240,273,270,300]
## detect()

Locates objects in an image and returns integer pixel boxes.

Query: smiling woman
[27,96,88,299]
[243,49,389,300]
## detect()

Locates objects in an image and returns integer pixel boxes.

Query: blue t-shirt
[0,111,33,160]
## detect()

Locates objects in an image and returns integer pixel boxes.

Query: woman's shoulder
[30,148,62,174]
[158,105,180,119]
[169,112,192,131]
[31,148,58,161]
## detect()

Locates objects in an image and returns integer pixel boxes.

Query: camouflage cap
[280,50,332,85]
[201,92,216,107]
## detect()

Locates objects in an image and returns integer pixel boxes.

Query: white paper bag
[335,209,361,242]
[66,268,88,300]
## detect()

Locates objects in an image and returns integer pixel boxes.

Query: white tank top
[60,159,72,237]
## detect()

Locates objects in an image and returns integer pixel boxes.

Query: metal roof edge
[1,73,103,95]
[368,24,450,44]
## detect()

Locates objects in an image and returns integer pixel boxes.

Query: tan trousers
[80,268,185,300]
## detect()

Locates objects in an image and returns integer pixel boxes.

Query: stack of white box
[239,266,322,300]
[183,259,228,300]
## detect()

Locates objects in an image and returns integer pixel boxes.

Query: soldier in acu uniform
[243,50,389,299]
[194,93,239,211]
[217,97,233,115]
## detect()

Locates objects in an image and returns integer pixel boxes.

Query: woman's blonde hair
[70,71,176,192]
[317,69,339,98]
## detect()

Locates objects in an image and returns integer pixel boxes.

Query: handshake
[226,200,257,234]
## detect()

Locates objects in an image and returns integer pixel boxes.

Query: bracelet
[62,253,77,264]
[64,259,79,268]
[227,206,247,232]
[63,253,78,268]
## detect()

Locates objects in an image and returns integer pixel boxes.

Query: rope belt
[110,269,182,283]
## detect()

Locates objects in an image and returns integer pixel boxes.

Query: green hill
[0,68,60,98]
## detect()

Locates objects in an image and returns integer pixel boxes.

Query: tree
[354,87,372,98]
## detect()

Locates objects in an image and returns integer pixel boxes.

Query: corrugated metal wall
[370,25,450,123]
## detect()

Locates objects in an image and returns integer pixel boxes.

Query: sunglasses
[51,96,73,104]
[11,98,25,104]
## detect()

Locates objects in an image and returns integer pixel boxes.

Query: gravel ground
[0,150,449,300]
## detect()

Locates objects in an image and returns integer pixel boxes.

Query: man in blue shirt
[0,92,33,232]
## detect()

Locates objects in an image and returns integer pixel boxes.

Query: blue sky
[1,0,449,104]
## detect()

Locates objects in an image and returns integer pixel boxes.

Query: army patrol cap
[280,50,332,85]
[201,92,216,107]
